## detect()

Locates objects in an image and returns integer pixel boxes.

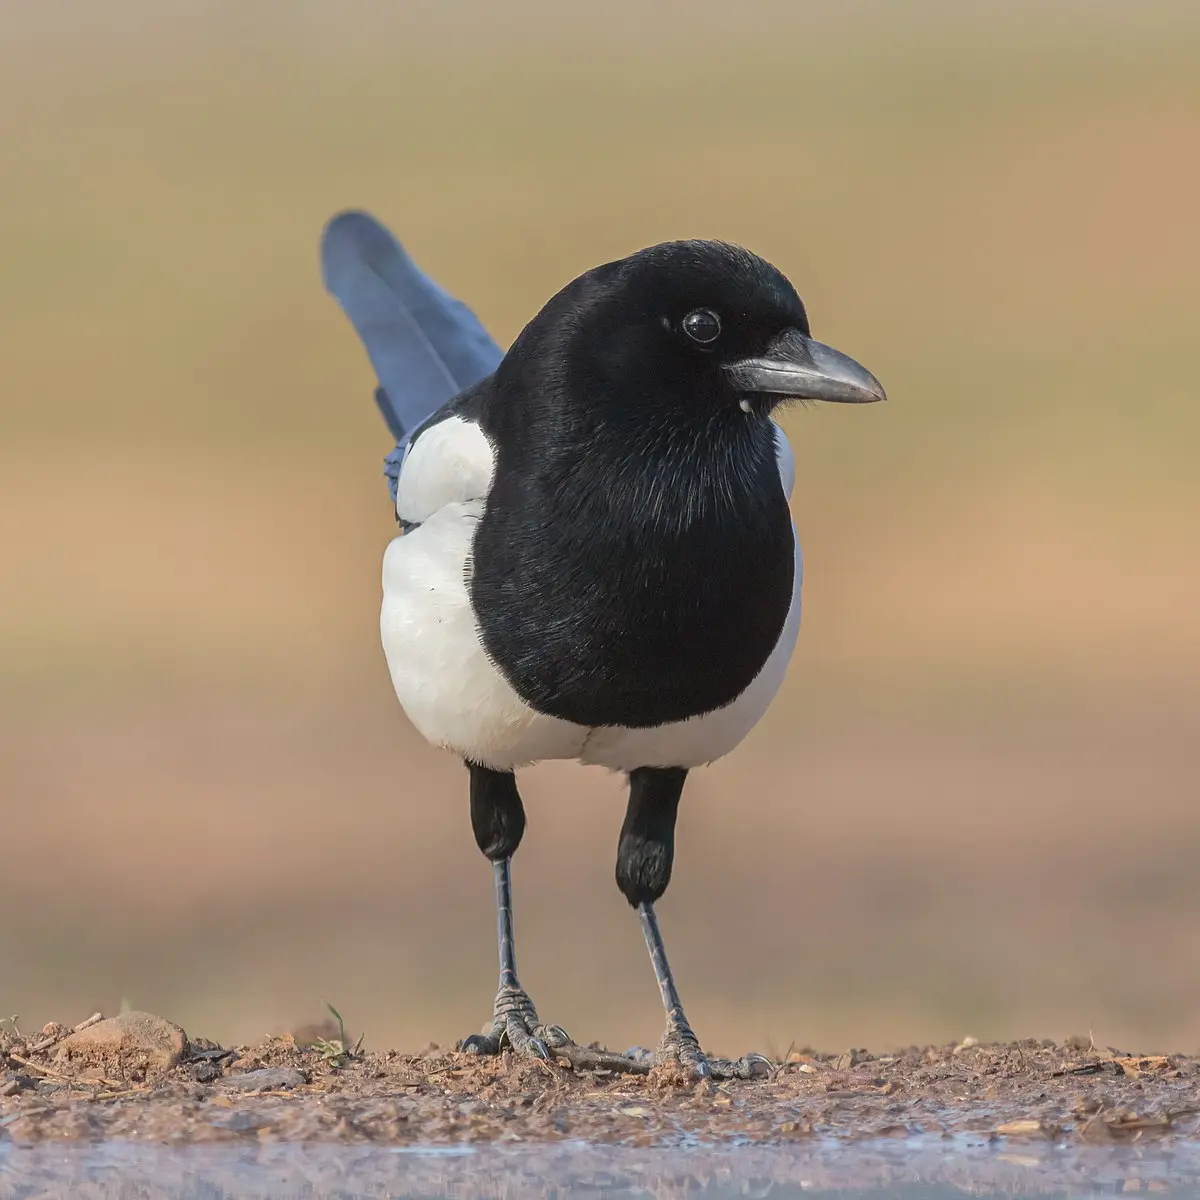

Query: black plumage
[322,216,884,1080]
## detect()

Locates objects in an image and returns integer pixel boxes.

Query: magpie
[320,211,885,1080]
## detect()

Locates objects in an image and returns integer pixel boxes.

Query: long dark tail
[320,210,503,495]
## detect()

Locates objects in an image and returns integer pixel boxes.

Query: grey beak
[723,328,886,405]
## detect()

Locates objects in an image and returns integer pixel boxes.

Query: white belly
[380,506,802,772]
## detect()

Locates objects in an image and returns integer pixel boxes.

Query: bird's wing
[319,210,504,503]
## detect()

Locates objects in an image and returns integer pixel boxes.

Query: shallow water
[4,1137,1200,1199]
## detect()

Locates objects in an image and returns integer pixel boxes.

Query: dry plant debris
[3,1012,1200,1146]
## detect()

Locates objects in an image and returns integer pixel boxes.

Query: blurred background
[2,0,1198,1059]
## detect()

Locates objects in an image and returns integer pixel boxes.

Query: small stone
[996,1118,1045,1136]
[221,1067,308,1092]
[779,1120,812,1136]
[185,1038,228,1059]
[213,1109,267,1132]
[54,1011,187,1080]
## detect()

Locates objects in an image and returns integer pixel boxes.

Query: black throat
[468,382,795,730]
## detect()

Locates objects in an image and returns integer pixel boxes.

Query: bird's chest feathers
[469,448,795,730]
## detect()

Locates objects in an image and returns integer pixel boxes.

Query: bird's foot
[626,1014,772,1082]
[459,984,569,1062]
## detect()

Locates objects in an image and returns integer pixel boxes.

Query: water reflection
[3,1137,1200,1198]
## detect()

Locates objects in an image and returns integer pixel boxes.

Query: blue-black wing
[320,210,503,500]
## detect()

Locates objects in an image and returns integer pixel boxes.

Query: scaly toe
[707,1052,773,1081]
[536,1024,571,1050]
[504,1016,551,1061]
[657,1033,712,1080]
[459,1032,502,1056]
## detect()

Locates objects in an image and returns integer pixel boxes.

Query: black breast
[469,421,795,729]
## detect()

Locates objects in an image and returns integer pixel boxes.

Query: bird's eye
[681,308,721,345]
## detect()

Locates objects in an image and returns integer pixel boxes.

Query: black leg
[459,763,568,1061]
[617,767,771,1081]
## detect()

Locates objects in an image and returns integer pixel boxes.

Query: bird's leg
[617,767,771,1082]
[459,764,569,1061]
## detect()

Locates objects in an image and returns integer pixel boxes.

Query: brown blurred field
[2,1,1199,1059]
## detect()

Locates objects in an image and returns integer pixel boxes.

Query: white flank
[380,415,804,771]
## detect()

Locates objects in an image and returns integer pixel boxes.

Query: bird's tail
[319,210,503,495]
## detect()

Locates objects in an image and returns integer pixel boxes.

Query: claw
[741,1053,773,1080]
[460,990,573,1066]
[460,1033,500,1055]
[656,1016,713,1079]
[704,1052,773,1081]
[670,1040,711,1079]
[501,1016,543,1059]
[652,1018,773,1082]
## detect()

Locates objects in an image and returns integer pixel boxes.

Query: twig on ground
[30,1012,104,1054]
[549,1042,652,1075]
[7,1053,120,1091]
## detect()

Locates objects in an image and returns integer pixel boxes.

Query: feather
[319,210,503,498]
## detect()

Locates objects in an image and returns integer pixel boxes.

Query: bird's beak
[723,328,886,406]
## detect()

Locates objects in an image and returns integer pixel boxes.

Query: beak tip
[857,367,887,405]
[723,332,887,407]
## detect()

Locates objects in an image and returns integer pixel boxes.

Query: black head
[494,239,884,439]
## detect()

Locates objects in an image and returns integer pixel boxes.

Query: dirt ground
[4,1012,1200,1147]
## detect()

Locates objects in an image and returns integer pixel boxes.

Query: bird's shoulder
[393,381,495,529]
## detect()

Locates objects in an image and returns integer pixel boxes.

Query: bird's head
[498,239,885,437]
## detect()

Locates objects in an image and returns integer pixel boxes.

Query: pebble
[220,1068,308,1092]
[54,1011,187,1073]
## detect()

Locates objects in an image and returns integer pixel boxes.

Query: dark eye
[681,308,721,345]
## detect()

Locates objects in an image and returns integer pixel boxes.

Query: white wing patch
[394,415,495,526]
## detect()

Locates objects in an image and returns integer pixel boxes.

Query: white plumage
[380,415,802,772]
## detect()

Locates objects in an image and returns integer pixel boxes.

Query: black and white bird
[321,211,884,1080]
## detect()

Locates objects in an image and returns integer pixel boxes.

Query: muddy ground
[4,1012,1200,1146]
